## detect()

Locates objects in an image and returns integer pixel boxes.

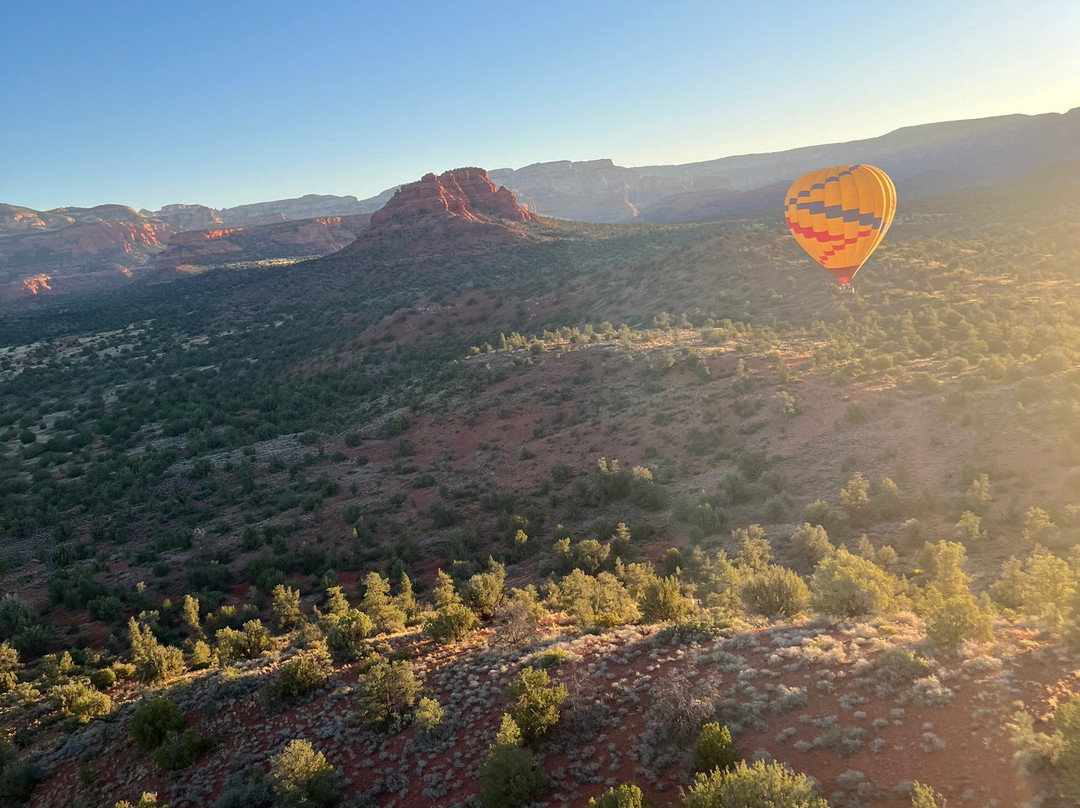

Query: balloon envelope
[784,164,896,285]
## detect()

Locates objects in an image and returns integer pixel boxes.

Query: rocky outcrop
[0,205,175,298]
[154,214,371,271]
[212,194,385,226]
[150,203,223,231]
[366,168,531,229]
[488,159,731,222]
[321,168,536,273]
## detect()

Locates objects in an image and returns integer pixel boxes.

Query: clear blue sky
[2,0,1078,211]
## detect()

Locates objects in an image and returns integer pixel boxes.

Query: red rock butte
[369,168,534,229]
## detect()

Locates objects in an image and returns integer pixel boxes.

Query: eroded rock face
[0,204,176,298]
[337,168,536,263]
[368,168,533,229]
[153,214,372,270]
[487,159,732,222]
[151,204,224,231]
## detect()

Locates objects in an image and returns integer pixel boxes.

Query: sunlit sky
[3,0,1078,211]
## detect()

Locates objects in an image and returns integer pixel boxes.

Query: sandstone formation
[0,205,175,298]
[338,168,535,262]
[154,214,371,271]
[488,159,730,223]
[150,203,223,231]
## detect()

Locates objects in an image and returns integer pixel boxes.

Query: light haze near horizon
[3,0,1078,211]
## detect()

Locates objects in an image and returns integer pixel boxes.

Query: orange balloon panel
[784,164,896,285]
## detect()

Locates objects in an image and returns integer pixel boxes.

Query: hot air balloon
[784,164,896,288]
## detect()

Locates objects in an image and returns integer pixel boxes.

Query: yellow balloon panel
[784,164,896,285]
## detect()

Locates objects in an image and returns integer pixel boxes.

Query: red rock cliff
[367,168,533,230]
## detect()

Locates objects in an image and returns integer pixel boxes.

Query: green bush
[424,602,478,642]
[681,759,828,808]
[741,566,809,618]
[413,696,444,738]
[693,722,740,774]
[0,756,44,803]
[910,782,948,807]
[324,609,373,661]
[876,647,934,688]
[132,697,186,750]
[90,667,117,691]
[0,642,20,693]
[355,656,418,730]
[54,681,111,723]
[589,783,650,807]
[267,649,333,703]
[788,523,834,573]
[810,547,898,617]
[640,576,691,623]
[478,718,548,808]
[153,729,212,771]
[270,739,338,808]
[925,596,993,649]
[504,667,568,744]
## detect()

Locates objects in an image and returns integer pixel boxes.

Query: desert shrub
[87,595,123,623]
[267,647,333,703]
[153,729,212,771]
[89,667,117,691]
[190,640,214,670]
[270,739,339,808]
[925,596,993,649]
[492,594,543,650]
[810,547,898,617]
[589,783,650,807]
[270,585,303,632]
[0,595,34,640]
[466,559,507,619]
[910,782,947,807]
[640,575,691,623]
[741,565,809,618]
[114,793,168,808]
[990,557,1026,611]
[54,680,111,723]
[129,619,185,683]
[548,569,640,628]
[132,697,186,750]
[815,725,868,756]
[424,602,478,643]
[954,510,985,542]
[680,759,828,808]
[355,656,418,730]
[876,647,934,688]
[644,663,723,752]
[504,667,568,744]
[1007,709,1062,776]
[0,642,21,693]
[1021,546,1076,625]
[1054,694,1080,801]
[0,753,44,803]
[655,610,733,646]
[215,620,274,663]
[788,523,834,573]
[694,722,740,774]
[324,609,373,662]
[413,696,444,738]
[840,472,871,524]
[360,572,406,635]
[477,715,548,808]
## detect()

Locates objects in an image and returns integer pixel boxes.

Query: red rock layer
[367,168,533,230]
